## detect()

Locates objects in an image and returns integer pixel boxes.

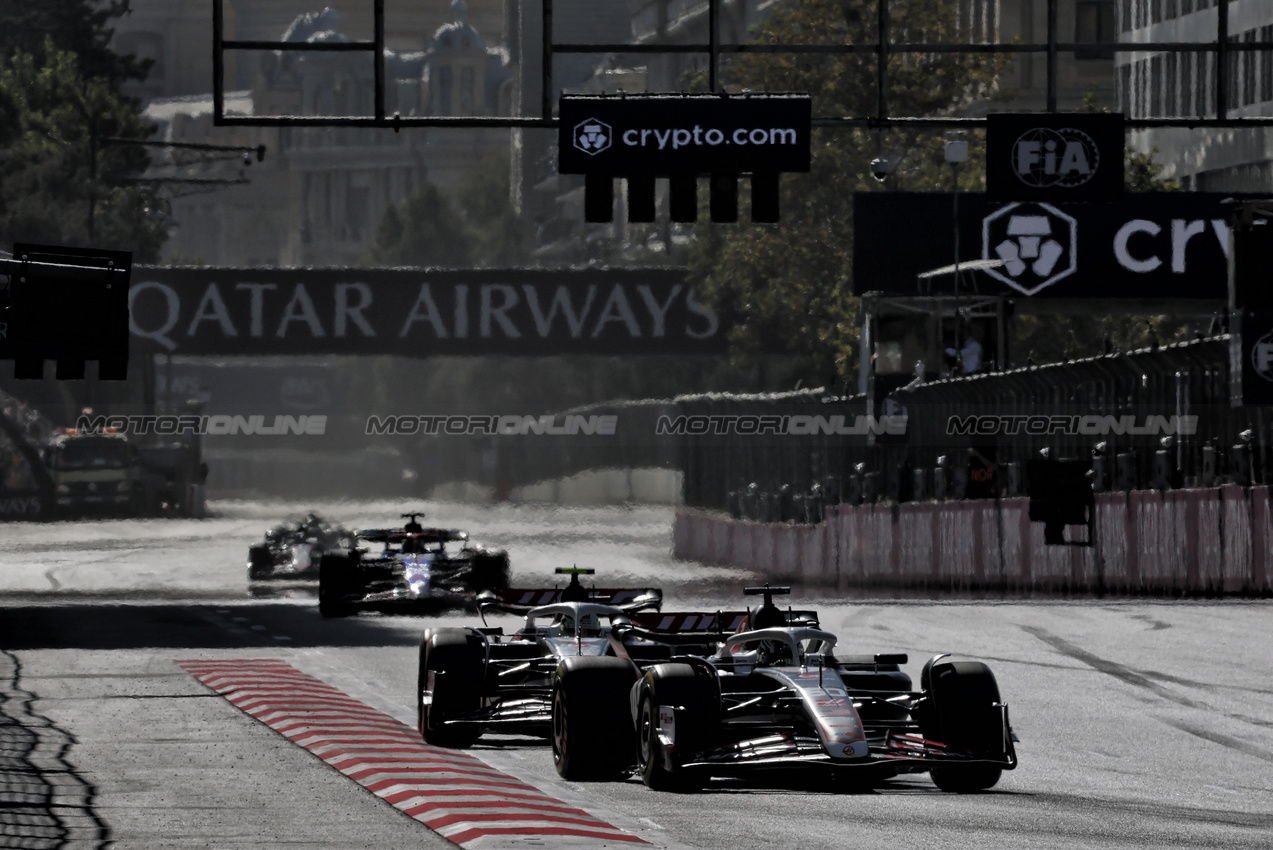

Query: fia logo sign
[572,119,612,156]
[1012,128,1100,189]
[1251,330,1273,383]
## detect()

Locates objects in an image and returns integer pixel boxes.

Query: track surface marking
[179,658,646,849]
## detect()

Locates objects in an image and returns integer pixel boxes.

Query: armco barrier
[671,485,1273,595]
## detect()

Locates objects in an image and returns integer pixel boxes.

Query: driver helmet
[558,611,602,637]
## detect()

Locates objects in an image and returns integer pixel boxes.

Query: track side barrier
[671,485,1273,595]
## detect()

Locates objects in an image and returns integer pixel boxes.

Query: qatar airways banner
[127,267,724,356]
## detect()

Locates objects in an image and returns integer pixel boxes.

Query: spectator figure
[946,334,982,374]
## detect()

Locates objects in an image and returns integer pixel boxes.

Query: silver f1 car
[247,512,352,581]
[317,512,510,617]
[550,586,1019,792]
[416,568,665,748]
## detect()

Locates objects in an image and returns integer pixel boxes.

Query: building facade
[112,1,512,267]
[1117,0,1273,190]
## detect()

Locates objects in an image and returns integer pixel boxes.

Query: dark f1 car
[416,568,666,748]
[317,512,511,617]
[551,586,1018,792]
[247,512,353,580]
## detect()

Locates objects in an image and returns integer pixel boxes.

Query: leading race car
[317,512,511,617]
[247,512,353,581]
[416,568,669,748]
[550,586,1019,792]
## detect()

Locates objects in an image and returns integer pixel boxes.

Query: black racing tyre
[317,550,359,618]
[470,553,511,592]
[552,656,640,780]
[921,660,1006,793]
[635,663,719,792]
[418,629,484,749]
[247,545,274,581]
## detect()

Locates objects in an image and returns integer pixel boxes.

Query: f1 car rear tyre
[552,656,640,780]
[636,663,719,792]
[247,545,274,581]
[921,659,1006,793]
[419,629,484,749]
[317,551,359,618]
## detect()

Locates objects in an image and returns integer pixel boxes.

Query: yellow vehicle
[44,430,138,515]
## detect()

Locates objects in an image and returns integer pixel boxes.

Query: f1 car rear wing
[356,528,468,543]
[615,608,823,645]
[479,586,663,617]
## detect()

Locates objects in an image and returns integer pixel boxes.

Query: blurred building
[112,1,512,266]
[1118,0,1273,190]
[126,0,1270,268]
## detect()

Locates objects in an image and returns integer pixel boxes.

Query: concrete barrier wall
[672,486,1273,595]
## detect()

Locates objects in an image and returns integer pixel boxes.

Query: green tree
[0,44,166,260]
[1082,86,1182,193]
[686,0,1010,386]
[368,152,534,268]
[452,151,528,267]
[365,182,475,267]
[0,1,148,82]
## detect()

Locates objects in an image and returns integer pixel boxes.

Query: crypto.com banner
[558,94,812,176]
[127,267,724,356]
[853,192,1255,300]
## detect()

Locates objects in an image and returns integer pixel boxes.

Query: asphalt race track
[2,500,1272,849]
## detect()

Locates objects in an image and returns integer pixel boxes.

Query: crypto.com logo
[572,119,612,155]
[982,202,1077,295]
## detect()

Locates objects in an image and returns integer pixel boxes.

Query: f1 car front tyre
[418,629,484,749]
[317,550,359,618]
[636,664,718,792]
[921,659,1007,793]
[552,656,639,780]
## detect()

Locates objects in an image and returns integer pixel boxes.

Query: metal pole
[709,0,719,92]
[1216,0,1229,118]
[374,0,385,121]
[213,0,225,122]
[87,127,97,243]
[952,168,961,372]
[1046,0,1058,112]
[876,0,889,122]
[542,0,553,120]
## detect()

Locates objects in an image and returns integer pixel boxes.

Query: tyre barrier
[672,484,1273,595]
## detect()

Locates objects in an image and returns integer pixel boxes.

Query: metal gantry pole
[374,0,385,121]
[876,0,889,124]
[213,0,225,121]
[542,0,554,120]
[1046,0,1058,112]
[1216,0,1229,118]
[709,0,720,92]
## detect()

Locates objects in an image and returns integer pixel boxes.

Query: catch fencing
[414,335,1271,517]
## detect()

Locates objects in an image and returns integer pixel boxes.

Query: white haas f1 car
[417,568,666,748]
[247,512,352,581]
[318,512,510,617]
[551,586,1019,792]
